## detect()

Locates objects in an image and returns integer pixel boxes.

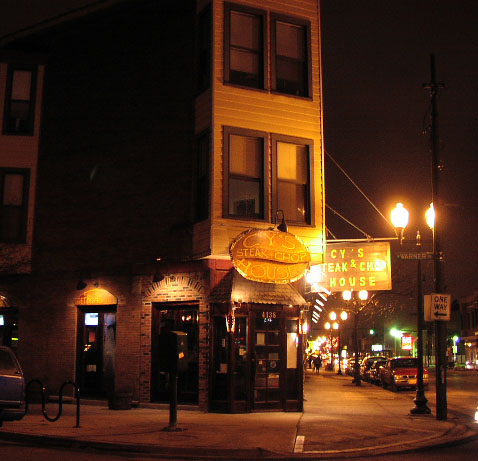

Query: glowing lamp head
[390,328,403,338]
[342,290,352,301]
[329,311,337,321]
[391,203,409,229]
[333,322,339,330]
[340,311,348,321]
[324,322,331,330]
[358,290,369,301]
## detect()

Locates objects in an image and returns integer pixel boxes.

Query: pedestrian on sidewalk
[313,355,322,374]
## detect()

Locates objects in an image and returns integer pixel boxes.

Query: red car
[380,357,429,391]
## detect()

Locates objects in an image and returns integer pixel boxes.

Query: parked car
[360,356,387,381]
[380,357,429,391]
[0,346,26,426]
[368,359,387,384]
[344,357,356,376]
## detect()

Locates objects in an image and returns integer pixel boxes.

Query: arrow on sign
[434,312,447,318]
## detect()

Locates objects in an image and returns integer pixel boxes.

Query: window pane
[0,207,23,241]
[3,174,24,206]
[230,135,262,178]
[276,59,306,96]
[276,22,305,59]
[277,142,307,183]
[9,101,30,121]
[230,49,259,75]
[11,70,32,101]
[231,11,260,50]
[278,182,307,223]
[229,178,260,216]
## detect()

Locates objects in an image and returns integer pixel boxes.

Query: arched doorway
[76,289,117,397]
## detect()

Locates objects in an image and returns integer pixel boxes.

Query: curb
[0,422,476,460]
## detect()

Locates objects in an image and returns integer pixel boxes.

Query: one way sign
[424,293,451,322]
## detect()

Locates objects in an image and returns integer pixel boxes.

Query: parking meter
[162,331,188,373]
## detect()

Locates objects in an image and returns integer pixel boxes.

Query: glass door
[151,304,199,404]
[77,310,116,397]
[252,311,281,410]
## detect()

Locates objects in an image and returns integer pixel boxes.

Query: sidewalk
[1,369,476,459]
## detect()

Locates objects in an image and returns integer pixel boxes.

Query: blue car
[0,346,25,426]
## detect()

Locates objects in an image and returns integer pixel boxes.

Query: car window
[391,358,418,368]
[0,349,20,375]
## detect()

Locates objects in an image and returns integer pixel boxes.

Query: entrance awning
[209,269,306,306]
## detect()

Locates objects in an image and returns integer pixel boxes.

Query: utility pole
[424,53,447,420]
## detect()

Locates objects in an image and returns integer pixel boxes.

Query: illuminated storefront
[209,269,306,412]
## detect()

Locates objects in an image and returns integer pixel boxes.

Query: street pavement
[0,369,476,459]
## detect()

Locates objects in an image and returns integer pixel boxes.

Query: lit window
[224,127,266,219]
[0,170,29,243]
[224,4,266,89]
[4,67,37,135]
[272,16,310,97]
[273,135,312,225]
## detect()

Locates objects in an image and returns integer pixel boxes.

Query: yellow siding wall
[194,0,325,264]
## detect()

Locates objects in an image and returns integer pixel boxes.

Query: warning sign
[424,293,451,322]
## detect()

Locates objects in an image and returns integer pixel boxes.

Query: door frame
[76,305,117,397]
[151,301,200,404]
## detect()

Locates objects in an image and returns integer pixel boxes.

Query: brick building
[0,0,325,412]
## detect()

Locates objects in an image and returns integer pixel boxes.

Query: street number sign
[424,293,451,321]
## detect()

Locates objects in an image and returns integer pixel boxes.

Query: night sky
[1,0,477,299]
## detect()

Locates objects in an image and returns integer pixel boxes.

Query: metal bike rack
[25,379,81,428]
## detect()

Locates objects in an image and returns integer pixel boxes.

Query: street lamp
[336,311,348,374]
[391,203,431,415]
[390,328,403,356]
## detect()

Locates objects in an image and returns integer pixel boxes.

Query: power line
[325,149,396,236]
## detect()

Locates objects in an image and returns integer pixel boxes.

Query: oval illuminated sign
[230,229,311,284]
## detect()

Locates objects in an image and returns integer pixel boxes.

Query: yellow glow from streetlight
[340,311,348,321]
[329,311,337,321]
[324,322,331,330]
[358,290,368,301]
[391,203,409,229]
[333,322,339,330]
[342,290,352,301]
[305,265,322,284]
[426,203,435,229]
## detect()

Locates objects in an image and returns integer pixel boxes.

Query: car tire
[390,380,398,392]
[381,379,387,389]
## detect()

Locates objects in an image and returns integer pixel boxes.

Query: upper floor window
[271,15,310,97]
[0,169,29,243]
[3,67,37,135]
[273,135,312,225]
[224,3,266,89]
[195,131,210,222]
[223,127,266,219]
[196,6,211,94]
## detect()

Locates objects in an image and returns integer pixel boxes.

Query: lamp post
[334,311,348,374]
[325,310,348,373]
[343,289,369,386]
[391,203,431,415]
